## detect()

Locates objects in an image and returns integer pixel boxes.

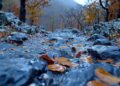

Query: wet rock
[84,19,120,39]
[0,68,33,86]
[0,57,33,86]
[60,65,95,86]
[4,12,21,25]
[60,62,113,86]
[17,25,38,34]
[48,37,63,43]
[31,61,47,76]
[87,34,106,41]
[88,45,120,60]
[93,39,111,45]
[71,28,80,34]
[0,11,8,25]
[59,49,73,58]
[113,67,120,78]
[6,32,28,45]
[37,74,58,86]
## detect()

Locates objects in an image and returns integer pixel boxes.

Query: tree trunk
[117,0,120,18]
[0,0,3,10]
[118,10,120,18]
[19,0,26,22]
[106,9,109,21]
[99,0,109,21]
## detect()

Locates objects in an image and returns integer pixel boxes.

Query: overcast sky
[74,0,87,5]
[73,0,94,5]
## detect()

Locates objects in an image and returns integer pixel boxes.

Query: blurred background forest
[1,0,120,31]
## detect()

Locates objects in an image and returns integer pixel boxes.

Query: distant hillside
[40,0,82,30]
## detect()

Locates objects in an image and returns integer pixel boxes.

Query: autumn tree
[60,8,85,30]
[99,0,109,21]
[26,0,49,25]
[70,8,85,30]
[99,0,120,21]
[108,0,120,20]
[19,0,26,22]
[85,1,105,25]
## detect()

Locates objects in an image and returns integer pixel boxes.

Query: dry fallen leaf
[48,64,66,73]
[86,56,94,63]
[41,55,78,72]
[75,51,86,58]
[87,80,108,86]
[54,57,78,68]
[54,57,68,63]
[96,68,120,85]
[97,59,113,63]
[40,54,54,64]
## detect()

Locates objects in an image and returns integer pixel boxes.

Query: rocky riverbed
[0,28,120,86]
[0,12,120,86]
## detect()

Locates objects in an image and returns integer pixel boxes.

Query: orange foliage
[11,4,20,17]
[108,0,120,20]
[85,2,97,24]
[87,80,108,86]
[96,68,120,85]
[85,1,104,25]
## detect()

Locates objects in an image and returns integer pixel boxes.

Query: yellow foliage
[26,0,48,25]
[85,1,102,25]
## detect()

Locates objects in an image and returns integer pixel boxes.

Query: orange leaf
[54,57,78,68]
[40,54,54,64]
[87,80,108,86]
[97,59,113,63]
[86,56,94,63]
[48,64,66,73]
[95,68,120,85]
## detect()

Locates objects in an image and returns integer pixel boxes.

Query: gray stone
[93,39,111,45]
[7,32,28,45]
[87,34,106,41]
[88,45,120,60]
